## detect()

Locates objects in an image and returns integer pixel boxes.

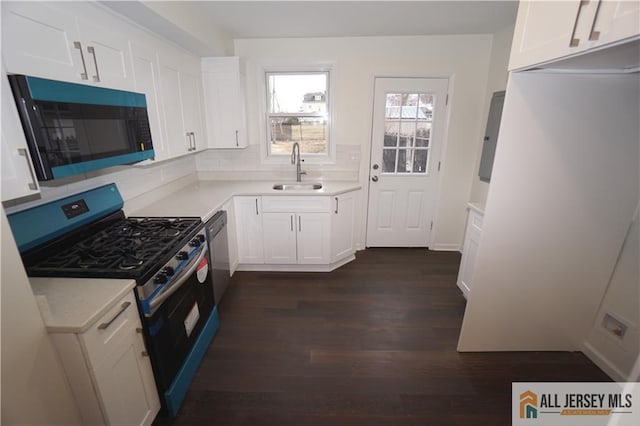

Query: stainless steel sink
[272,183,323,191]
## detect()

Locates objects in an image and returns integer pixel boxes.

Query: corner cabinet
[456,205,484,299]
[50,291,160,426]
[234,192,357,271]
[201,57,248,149]
[509,0,640,71]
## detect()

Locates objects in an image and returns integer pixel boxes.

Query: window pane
[267,73,327,114]
[415,122,431,147]
[384,122,399,146]
[418,95,434,121]
[270,117,327,154]
[382,149,396,173]
[399,122,415,147]
[397,149,410,173]
[401,94,419,119]
[413,149,429,173]
[385,94,402,118]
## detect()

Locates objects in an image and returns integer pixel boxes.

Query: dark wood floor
[154,248,609,425]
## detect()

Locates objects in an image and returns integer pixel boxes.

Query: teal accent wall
[26,76,147,107]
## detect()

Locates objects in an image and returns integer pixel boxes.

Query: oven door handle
[147,245,208,315]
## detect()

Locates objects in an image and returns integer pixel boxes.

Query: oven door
[141,244,215,404]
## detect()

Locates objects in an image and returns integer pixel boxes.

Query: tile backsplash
[195,144,361,181]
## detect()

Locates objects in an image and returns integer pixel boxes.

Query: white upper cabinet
[509,0,640,71]
[2,2,83,83]
[130,41,167,161]
[157,47,206,158]
[201,57,248,149]
[76,19,134,91]
[1,64,40,202]
[1,1,134,90]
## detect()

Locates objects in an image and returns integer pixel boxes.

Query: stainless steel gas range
[7,183,219,416]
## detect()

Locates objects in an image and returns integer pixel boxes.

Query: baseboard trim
[236,255,356,273]
[429,243,461,252]
[582,342,627,381]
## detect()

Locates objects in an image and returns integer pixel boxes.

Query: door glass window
[383,92,434,174]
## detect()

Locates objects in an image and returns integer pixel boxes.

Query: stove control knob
[154,273,168,284]
[189,238,201,247]
[176,251,189,261]
[161,266,175,276]
[197,234,206,243]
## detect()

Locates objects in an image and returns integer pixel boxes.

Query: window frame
[259,65,335,164]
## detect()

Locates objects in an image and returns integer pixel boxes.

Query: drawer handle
[569,0,589,47]
[73,41,88,80]
[87,46,100,82]
[588,0,603,41]
[97,301,131,330]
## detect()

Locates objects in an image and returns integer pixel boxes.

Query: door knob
[371,176,378,182]
[372,164,379,170]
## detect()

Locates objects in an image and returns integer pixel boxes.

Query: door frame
[362,73,454,249]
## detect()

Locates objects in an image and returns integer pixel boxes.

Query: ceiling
[198,1,519,39]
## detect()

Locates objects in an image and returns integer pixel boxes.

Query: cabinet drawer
[262,196,330,213]
[82,292,139,367]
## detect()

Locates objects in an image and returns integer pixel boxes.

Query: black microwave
[8,74,154,181]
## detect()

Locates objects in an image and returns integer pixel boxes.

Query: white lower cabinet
[222,199,239,274]
[50,291,160,426]
[234,196,265,264]
[456,206,484,298]
[330,191,356,262]
[234,192,357,269]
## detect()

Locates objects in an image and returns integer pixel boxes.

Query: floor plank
[153,248,610,425]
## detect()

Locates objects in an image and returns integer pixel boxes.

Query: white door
[366,77,448,247]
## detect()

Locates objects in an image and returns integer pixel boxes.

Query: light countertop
[30,277,136,333]
[130,180,361,222]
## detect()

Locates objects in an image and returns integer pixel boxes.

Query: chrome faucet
[291,142,306,182]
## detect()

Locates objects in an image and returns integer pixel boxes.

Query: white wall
[469,23,515,206]
[1,211,82,425]
[207,35,494,249]
[458,72,639,351]
[584,207,639,381]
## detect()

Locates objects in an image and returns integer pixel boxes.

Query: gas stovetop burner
[23,213,203,282]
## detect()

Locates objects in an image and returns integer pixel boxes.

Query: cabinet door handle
[235,130,239,147]
[73,41,88,80]
[186,132,192,151]
[87,46,100,82]
[334,197,339,214]
[17,148,38,190]
[255,198,259,215]
[290,215,294,231]
[569,0,590,47]
[588,0,603,41]
[298,216,302,232]
[192,132,196,150]
[97,301,131,330]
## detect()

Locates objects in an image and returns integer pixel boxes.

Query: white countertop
[30,277,136,333]
[130,180,362,221]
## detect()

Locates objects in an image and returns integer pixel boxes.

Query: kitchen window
[265,71,331,159]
